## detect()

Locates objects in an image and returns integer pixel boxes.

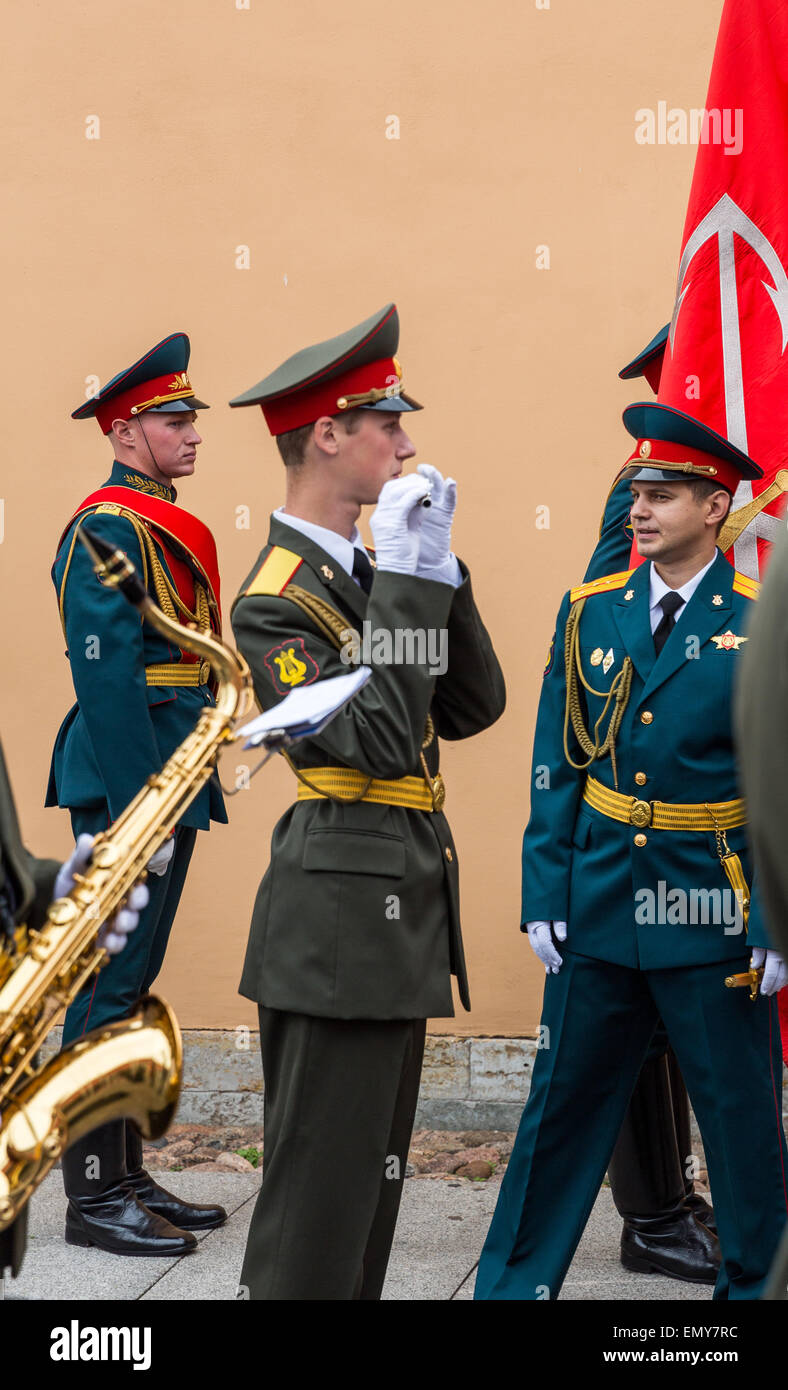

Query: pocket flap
[302,828,406,876]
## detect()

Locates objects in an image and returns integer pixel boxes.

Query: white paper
[238,667,372,747]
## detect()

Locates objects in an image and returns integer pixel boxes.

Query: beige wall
[1,0,723,1032]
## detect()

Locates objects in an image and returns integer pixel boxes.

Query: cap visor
[359,393,422,414]
[145,397,209,413]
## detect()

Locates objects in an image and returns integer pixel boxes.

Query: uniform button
[635,772,647,786]
[640,711,653,725]
[445,847,453,863]
[634,833,647,847]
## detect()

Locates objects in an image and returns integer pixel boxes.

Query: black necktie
[653,590,684,656]
[352,549,374,595]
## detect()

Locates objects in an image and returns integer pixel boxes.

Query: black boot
[124,1122,227,1232]
[62,1119,197,1256]
[667,1047,717,1236]
[608,1052,720,1285]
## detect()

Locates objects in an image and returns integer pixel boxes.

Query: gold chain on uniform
[562,596,634,790]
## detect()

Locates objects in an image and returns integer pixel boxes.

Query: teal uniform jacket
[522,548,769,969]
[46,463,226,831]
[231,516,506,1021]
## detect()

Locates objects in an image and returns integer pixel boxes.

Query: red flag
[638,0,788,578]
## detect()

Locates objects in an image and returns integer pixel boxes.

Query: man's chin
[635,534,660,558]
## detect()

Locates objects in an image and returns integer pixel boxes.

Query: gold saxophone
[0,528,253,1232]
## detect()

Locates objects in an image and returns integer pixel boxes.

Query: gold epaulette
[242,546,303,599]
[732,571,760,601]
[569,569,634,604]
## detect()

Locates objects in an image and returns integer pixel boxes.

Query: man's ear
[708,489,731,524]
[312,416,339,457]
[111,417,136,447]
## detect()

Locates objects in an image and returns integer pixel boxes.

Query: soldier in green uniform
[47,334,227,1255]
[476,403,788,1301]
[1,740,146,1284]
[228,303,506,1300]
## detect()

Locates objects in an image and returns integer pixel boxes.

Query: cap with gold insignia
[72,332,209,434]
[618,325,670,393]
[228,303,422,435]
[621,402,763,495]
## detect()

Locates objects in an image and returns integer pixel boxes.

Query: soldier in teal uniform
[228,303,506,1299]
[476,402,788,1301]
[585,326,719,1284]
[46,334,227,1255]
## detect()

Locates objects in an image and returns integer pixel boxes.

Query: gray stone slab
[414,1099,525,1131]
[420,1037,470,1097]
[174,1091,264,1126]
[469,1037,535,1102]
[382,1178,498,1301]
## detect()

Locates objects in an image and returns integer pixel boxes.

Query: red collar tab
[95,372,196,433]
[623,438,739,494]
[262,356,404,435]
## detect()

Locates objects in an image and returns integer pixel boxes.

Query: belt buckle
[199,660,210,685]
[431,773,446,812]
[630,798,652,828]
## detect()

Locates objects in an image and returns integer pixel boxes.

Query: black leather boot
[667,1047,717,1236]
[608,1052,720,1285]
[62,1119,197,1256]
[124,1122,227,1231]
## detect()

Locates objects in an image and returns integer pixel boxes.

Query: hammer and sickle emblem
[274,647,308,686]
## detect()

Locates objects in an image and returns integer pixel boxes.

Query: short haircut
[276,408,364,468]
[687,476,732,534]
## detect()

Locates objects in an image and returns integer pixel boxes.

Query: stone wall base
[41,1028,788,1131]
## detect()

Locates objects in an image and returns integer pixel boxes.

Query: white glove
[98,883,149,956]
[54,834,149,957]
[526,920,567,974]
[147,836,175,876]
[369,475,431,575]
[751,948,788,996]
[414,464,460,584]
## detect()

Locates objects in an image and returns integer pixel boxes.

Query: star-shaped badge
[711,630,748,651]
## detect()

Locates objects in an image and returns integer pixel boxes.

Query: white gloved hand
[751,948,788,996]
[98,883,149,956]
[147,836,175,877]
[526,920,567,974]
[370,475,431,575]
[54,834,149,957]
[415,464,458,579]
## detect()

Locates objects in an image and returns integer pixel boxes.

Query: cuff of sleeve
[416,554,463,588]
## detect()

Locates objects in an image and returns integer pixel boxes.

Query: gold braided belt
[294,765,440,811]
[583,774,746,831]
[145,660,211,688]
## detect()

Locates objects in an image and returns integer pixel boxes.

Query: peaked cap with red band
[618,324,670,395]
[72,332,209,434]
[621,402,763,495]
[228,302,422,435]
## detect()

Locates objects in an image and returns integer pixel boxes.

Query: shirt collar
[107,460,177,503]
[272,508,368,581]
[649,552,718,614]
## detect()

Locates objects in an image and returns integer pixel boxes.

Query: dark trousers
[61,807,197,1046]
[239,1008,426,1300]
[475,950,788,1301]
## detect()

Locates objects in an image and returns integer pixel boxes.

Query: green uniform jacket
[231,516,506,1020]
[1,737,60,1278]
[522,549,769,968]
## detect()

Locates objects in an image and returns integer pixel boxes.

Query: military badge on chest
[711,630,748,652]
[264,637,320,693]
